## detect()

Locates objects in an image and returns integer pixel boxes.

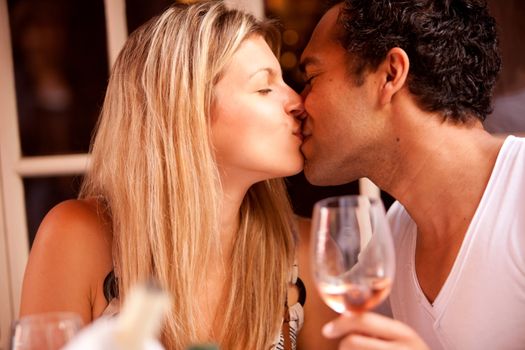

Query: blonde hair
[80,1,295,349]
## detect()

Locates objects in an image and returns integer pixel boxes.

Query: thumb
[322,312,358,339]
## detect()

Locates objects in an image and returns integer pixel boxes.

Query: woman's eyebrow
[249,67,278,79]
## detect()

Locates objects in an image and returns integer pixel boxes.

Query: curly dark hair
[338,0,502,122]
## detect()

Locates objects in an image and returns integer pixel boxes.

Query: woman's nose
[286,89,305,118]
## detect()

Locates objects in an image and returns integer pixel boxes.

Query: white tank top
[387,136,525,349]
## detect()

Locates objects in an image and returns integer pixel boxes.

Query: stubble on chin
[303,155,362,186]
[303,159,337,186]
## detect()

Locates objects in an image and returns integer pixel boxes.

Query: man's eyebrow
[299,56,321,73]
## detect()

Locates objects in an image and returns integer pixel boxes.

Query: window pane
[126,0,175,34]
[24,176,83,248]
[8,0,109,156]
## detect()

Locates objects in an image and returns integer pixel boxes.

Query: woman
[19,1,338,349]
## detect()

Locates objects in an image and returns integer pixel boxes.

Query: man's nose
[300,85,311,100]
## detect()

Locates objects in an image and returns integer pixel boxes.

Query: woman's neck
[217,172,252,261]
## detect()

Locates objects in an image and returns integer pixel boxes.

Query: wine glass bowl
[10,312,83,350]
[311,195,395,314]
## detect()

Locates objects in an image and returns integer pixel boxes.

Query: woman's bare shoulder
[32,199,113,259]
[20,198,113,323]
[41,198,111,235]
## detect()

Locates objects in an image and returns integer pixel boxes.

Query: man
[299,1,525,349]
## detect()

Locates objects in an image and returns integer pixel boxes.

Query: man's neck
[374,113,505,245]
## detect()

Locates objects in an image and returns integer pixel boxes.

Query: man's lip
[300,135,310,155]
[301,129,312,139]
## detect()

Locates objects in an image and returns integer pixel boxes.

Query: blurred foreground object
[63,281,171,350]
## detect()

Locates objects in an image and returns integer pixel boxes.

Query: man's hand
[323,312,430,350]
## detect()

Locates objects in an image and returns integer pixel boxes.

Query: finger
[338,334,392,350]
[323,312,416,340]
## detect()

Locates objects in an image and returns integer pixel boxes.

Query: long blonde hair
[80,1,296,349]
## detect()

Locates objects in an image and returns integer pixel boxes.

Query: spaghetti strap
[103,270,119,303]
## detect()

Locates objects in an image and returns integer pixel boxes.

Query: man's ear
[379,47,409,105]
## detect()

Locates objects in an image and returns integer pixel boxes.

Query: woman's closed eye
[257,88,272,95]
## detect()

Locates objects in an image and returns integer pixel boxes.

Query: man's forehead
[299,56,321,73]
[301,4,343,66]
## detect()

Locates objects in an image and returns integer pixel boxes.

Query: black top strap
[103,270,119,302]
[296,277,306,307]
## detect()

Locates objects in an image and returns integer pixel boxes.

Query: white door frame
[0,0,29,347]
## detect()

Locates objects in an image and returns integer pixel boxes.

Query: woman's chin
[280,158,305,178]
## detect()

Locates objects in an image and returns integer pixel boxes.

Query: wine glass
[311,195,395,314]
[10,312,83,350]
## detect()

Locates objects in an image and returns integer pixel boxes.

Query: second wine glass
[10,311,83,350]
[311,195,395,314]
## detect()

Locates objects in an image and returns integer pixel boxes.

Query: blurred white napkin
[63,280,170,350]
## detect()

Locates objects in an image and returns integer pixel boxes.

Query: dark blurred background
[7,0,524,247]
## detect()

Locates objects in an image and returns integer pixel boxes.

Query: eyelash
[304,76,315,85]
[258,89,272,95]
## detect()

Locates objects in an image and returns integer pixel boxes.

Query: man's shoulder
[386,201,414,240]
[494,135,525,183]
[505,134,525,149]
[386,201,410,225]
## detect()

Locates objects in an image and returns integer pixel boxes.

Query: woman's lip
[293,131,304,141]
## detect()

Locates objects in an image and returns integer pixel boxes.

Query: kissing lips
[300,131,312,156]
[293,129,304,141]
[301,129,312,144]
